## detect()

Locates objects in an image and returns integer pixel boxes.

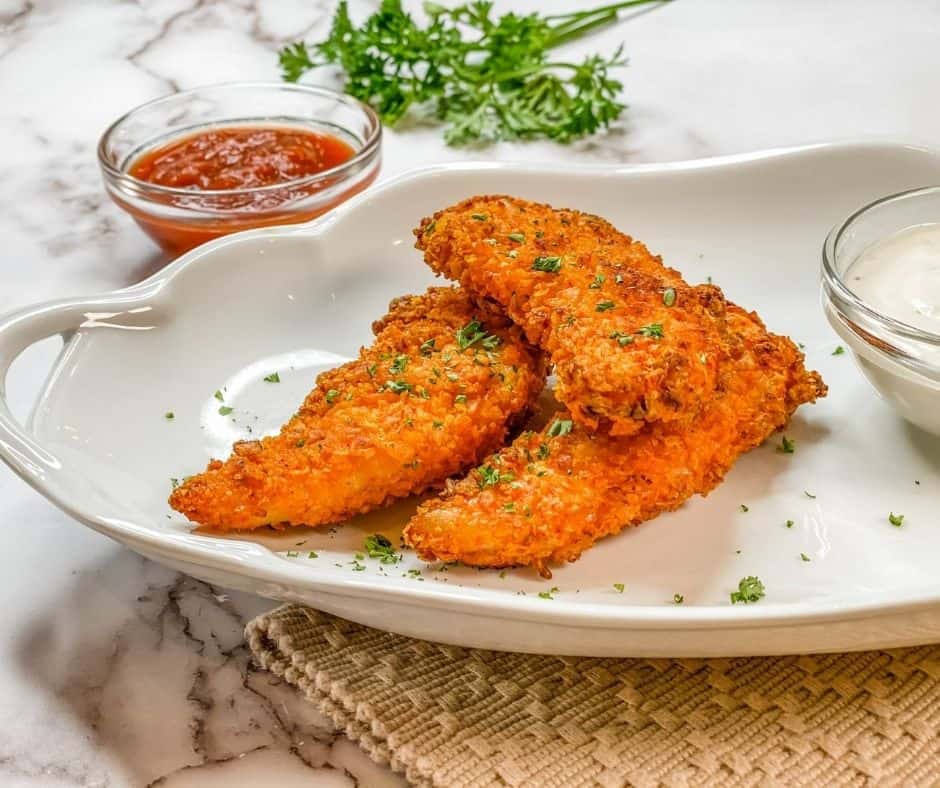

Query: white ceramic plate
[2,142,939,657]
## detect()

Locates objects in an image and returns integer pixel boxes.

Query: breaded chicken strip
[404,305,826,574]
[416,196,727,436]
[170,287,546,531]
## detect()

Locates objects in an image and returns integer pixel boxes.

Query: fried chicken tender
[416,195,728,436]
[404,304,827,573]
[170,287,546,531]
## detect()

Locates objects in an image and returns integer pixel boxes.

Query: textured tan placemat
[246,605,940,787]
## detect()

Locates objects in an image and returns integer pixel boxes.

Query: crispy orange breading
[170,287,546,531]
[416,195,728,436]
[404,305,827,573]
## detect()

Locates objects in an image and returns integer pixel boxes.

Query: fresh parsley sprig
[279,0,665,146]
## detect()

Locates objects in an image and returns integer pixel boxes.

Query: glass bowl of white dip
[823,185,940,435]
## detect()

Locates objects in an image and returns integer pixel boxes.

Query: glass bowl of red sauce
[98,83,381,256]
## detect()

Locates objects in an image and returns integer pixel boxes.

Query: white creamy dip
[847,223,940,333]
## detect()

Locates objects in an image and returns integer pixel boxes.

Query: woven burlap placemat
[246,604,940,787]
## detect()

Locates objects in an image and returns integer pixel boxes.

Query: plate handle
[0,292,157,486]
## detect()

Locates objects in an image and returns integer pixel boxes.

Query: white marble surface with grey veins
[1,0,939,785]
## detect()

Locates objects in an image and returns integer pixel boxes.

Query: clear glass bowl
[98,83,382,256]
[822,185,940,435]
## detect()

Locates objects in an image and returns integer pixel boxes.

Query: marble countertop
[1,1,938,785]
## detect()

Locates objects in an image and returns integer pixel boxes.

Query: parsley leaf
[778,436,795,454]
[532,255,562,273]
[263,372,280,383]
[636,323,664,339]
[595,300,616,312]
[218,405,234,416]
[609,331,634,346]
[456,319,500,351]
[547,418,573,438]
[279,1,655,146]
[420,338,436,356]
[589,274,605,289]
[325,388,341,404]
[673,593,684,604]
[730,576,765,604]
[389,354,408,374]
[613,583,625,593]
[477,464,514,489]
[832,345,846,355]
[383,380,412,394]
[538,586,560,600]
[164,411,175,420]
[663,287,677,307]
[888,512,904,527]
[507,232,525,243]
[364,533,400,563]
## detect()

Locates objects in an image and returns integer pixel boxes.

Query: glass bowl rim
[822,184,940,348]
[97,81,382,199]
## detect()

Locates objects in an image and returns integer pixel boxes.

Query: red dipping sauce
[112,124,377,256]
[129,127,355,191]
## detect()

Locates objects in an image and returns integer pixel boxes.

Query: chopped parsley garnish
[538,586,559,600]
[613,583,625,593]
[406,568,422,578]
[800,552,811,562]
[888,512,904,527]
[673,593,684,604]
[804,490,816,499]
[832,345,845,355]
[170,477,181,490]
[778,436,795,454]
[636,323,664,339]
[663,287,677,307]
[432,420,444,429]
[264,372,281,383]
[456,319,500,351]
[507,232,525,243]
[739,504,749,513]
[214,390,225,402]
[730,576,765,604]
[364,533,400,563]
[609,331,634,346]
[477,464,514,489]
[423,221,436,235]
[532,255,562,273]
[286,551,299,558]
[595,300,616,312]
[420,338,436,356]
[218,405,234,416]
[589,274,605,289]
[351,560,366,571]
[366,363,377,378]
[383,380,412,394]
[785,519,794,528]
[389,354,408,374]
[455,394,467,404]
[471,213,488,221]
[308,551,318,559]
[502,502,515,512]
[547,418,573,438]
[164,411,175,420]
[536,443,550,460]
[325,388,341,403]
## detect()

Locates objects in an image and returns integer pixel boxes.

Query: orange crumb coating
[404,305,827,573]
[169,287,546,531]
[415,195,728,436]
